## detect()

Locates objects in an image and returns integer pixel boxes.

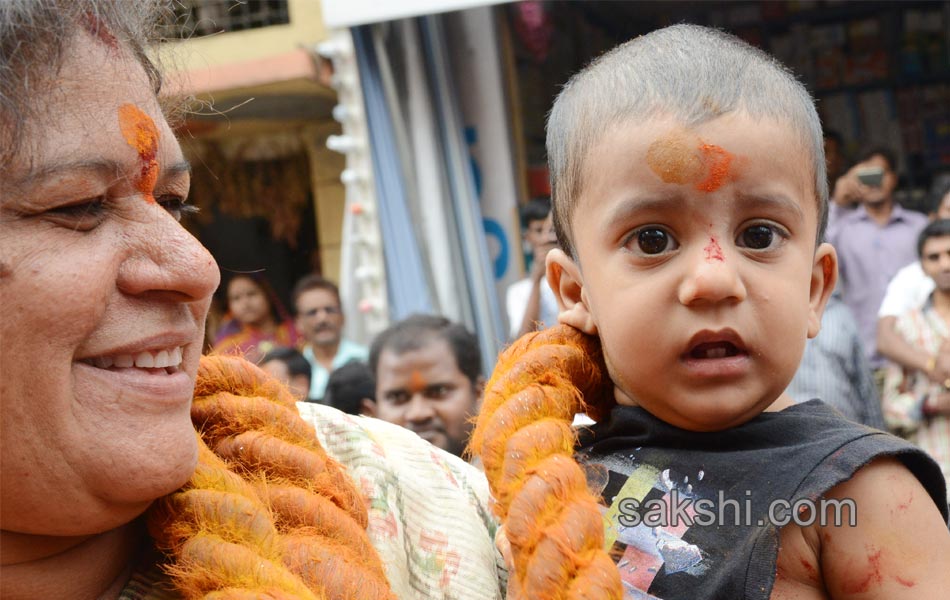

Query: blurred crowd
[210,143,950,488]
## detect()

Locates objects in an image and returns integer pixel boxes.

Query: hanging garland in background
[187,141,312,248]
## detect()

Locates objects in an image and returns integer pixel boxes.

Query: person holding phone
[826,148,928,388]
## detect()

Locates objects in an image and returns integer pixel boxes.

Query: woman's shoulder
[295,401,506,599]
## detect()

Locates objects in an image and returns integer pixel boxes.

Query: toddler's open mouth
[689,341,744,359]
[682,329,749,361]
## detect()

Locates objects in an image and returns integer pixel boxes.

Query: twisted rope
[149,355,395,599]
[469,324,620,600]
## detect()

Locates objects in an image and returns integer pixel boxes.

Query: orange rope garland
[470,324,621,599]
[149,355,395,599]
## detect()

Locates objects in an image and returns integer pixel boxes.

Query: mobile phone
[856,166,885,188]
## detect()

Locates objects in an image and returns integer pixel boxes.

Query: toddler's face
[548,113,836,431]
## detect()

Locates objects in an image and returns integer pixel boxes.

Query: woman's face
[0,32,220,536]
[227,277,272,327]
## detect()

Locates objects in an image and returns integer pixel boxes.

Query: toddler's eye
[737,224,786,250]
[627,226,679,256]
[631,227,678,255]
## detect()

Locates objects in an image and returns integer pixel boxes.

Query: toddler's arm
[818,458,950,598]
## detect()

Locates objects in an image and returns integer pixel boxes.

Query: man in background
[366,314,483,458]
[877,179,950,383]
[506,198,559,340]
[826,147,928,383]
[292,274,367,402]
[880,218,950,489]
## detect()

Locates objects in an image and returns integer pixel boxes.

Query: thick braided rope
[469,324,621,600]
[148,355,395,600]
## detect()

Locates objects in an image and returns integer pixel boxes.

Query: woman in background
[214,274,299,362]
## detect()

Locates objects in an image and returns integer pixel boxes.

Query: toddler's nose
[677,240,747,306]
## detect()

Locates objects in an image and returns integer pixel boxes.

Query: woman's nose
[116,206,220,303]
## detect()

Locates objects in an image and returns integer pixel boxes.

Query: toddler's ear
[546,249,598,335]
[808,243,838,338]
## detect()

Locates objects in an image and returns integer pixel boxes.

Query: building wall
[165,0,328,70]
[159,0,345,284]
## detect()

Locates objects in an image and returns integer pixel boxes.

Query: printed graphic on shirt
[583,451,709,599]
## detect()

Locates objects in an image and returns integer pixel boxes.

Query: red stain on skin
[696,143,733,192]
[842,545,883,594]
[897,490,913,511]
[894,575,916,588]
[799,559,818,582]
[704,237,724,262]
[117,104,159,203]
[81,12,119,50]
[408,370,427,394]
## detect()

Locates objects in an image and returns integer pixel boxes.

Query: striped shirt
[881,298,950,492]
[788,294,886,429]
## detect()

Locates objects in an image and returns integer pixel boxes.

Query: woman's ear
[546,249,597,335]
[808,243,838,338]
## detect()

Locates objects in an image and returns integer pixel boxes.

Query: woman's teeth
[92,347,183,369]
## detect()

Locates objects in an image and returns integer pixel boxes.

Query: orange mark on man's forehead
[408,370,427,393]
[117,104,159,203]
[646,131,735,193]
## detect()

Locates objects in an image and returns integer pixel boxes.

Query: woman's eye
[156,195,197,222]
[46,198,107,230]
[630,227,678,255]
[737,224,785,250]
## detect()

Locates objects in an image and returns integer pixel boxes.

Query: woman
[0,2,503,598]
[214,274,300,362]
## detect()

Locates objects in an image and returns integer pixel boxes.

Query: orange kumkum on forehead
[695,143,733,193]
[408,370,428,393]
[117,103,159,203]
[646,131,736,193]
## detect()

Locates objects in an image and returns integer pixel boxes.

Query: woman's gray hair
[547,24,828,257]
[0,0,166,168]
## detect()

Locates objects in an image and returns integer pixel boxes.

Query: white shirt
[878,261,934,318]
[505,276,559,340]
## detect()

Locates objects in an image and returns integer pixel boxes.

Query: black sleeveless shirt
[577,400,948,600]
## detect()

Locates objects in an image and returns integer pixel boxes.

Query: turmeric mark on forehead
[646,134,704,184]
[646,132,735,193]
[118,104,159,203]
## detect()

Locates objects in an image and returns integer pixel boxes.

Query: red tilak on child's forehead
[117,103,159,204]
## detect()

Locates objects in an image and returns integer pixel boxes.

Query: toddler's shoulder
[817,457,950,598]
